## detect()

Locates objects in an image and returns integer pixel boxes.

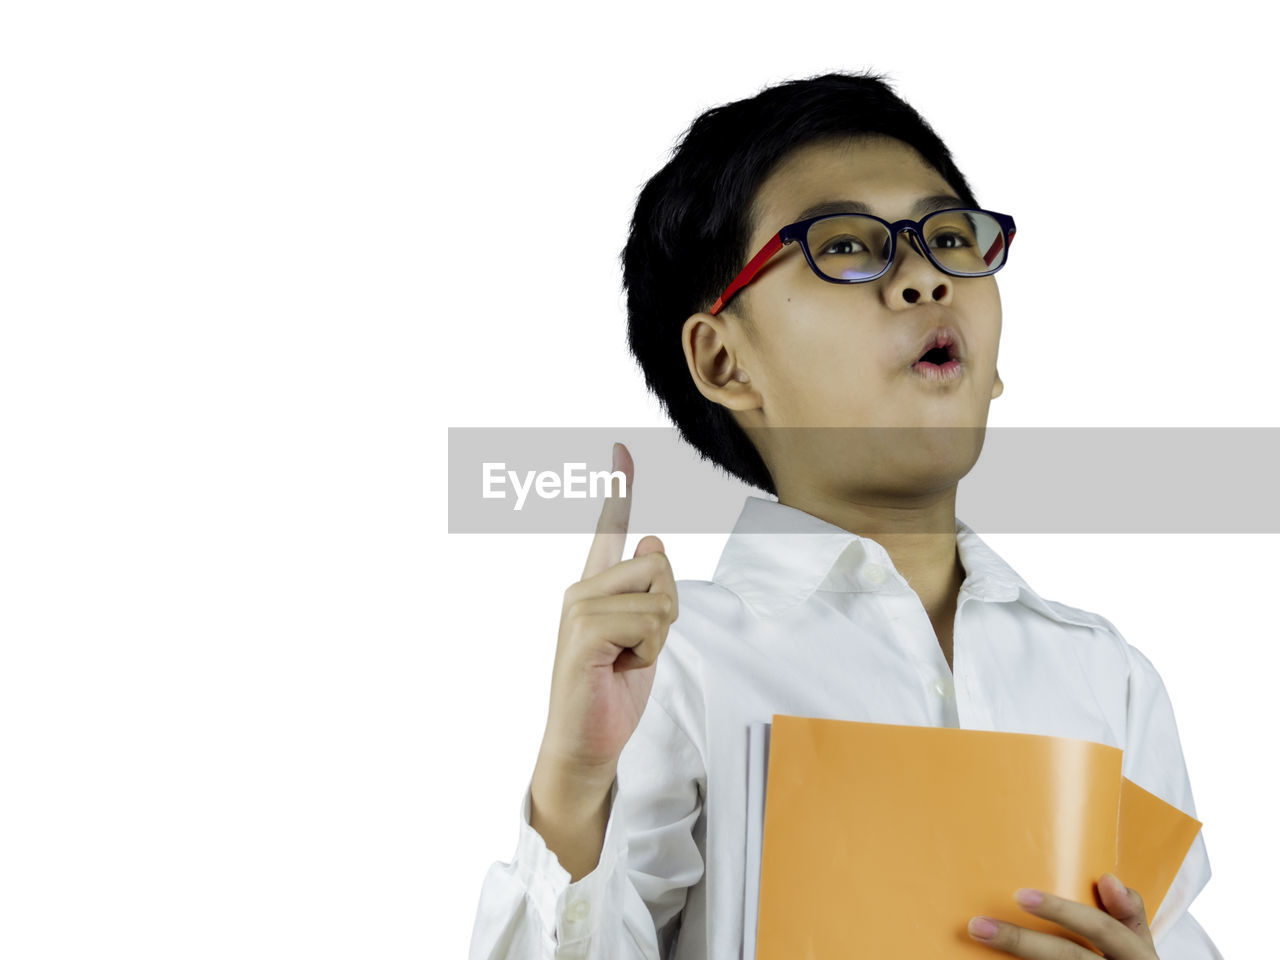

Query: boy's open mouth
[909,327,964,381]
[912,329,960,365]
[917,345,955,365]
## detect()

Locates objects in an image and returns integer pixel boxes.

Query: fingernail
[969,917,998,940]
[612,442,621,470]
[1015,888,1043,908]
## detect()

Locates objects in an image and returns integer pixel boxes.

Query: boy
[468,72,1218,959]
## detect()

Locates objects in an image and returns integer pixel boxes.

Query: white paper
[743,721,771,960]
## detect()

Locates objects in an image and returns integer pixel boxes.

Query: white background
[1,1,1272,957]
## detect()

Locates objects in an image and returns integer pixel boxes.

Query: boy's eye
[929,230,973,250]
[817,236,869,256]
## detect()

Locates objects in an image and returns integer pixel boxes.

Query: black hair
[620,70,980,495]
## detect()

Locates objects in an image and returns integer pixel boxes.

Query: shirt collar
[712,495,1048,619]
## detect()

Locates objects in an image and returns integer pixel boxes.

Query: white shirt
[468,495,1220,960]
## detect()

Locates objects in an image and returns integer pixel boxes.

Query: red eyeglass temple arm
[709,233,784,315]
[982,227,1015,266]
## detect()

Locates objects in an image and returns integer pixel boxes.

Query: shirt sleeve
[1120,642,1221,959]
[467,693,706,960]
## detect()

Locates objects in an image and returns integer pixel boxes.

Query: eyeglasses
[709,208,1017,315]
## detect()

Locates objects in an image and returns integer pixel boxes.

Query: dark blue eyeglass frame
[709,208,1017,316]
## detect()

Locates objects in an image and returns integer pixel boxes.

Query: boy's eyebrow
[791,193,965,222]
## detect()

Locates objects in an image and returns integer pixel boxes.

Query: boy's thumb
[634,535,665,558]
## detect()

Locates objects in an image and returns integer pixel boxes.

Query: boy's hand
[967,873,1159,958]
[536,442,679,784]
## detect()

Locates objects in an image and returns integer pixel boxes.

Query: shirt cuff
[514,776,625,945]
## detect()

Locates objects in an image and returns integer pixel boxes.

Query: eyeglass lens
[805,210,1007,281]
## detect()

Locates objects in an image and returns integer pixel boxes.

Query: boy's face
[684,134,1005,502]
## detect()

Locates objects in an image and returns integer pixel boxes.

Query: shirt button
[565,899,590,923]
[862,563,887,585]
[931,676,954,699]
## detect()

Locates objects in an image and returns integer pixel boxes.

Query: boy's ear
[682,312,760,412]
[991,367,1004,400]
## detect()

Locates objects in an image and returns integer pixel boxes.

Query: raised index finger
[581,442,634,581]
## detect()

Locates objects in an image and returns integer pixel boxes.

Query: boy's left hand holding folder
[969,872,1158,959]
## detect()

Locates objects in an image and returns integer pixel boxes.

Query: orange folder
[754,715,1201,959]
